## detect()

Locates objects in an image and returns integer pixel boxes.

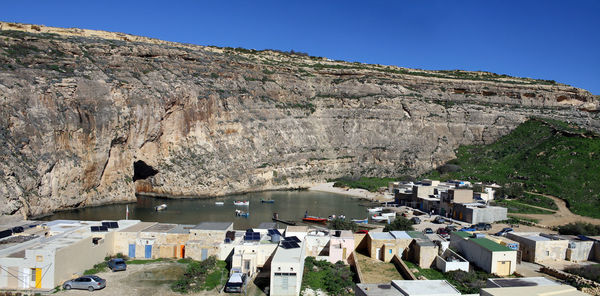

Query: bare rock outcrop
[0,22,598,218]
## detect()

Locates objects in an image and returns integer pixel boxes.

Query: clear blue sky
[2,1,599,94]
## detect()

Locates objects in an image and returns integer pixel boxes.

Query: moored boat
[371,215,390,222]
[367,207,383,213]
[302,216,328,223]
[235,209,249,217]
[381,212,396,218]
[352,218,369,224]
[215,201,224,206]
[154,204,167,211]
[234,201,249,206]
[261,199,275,203]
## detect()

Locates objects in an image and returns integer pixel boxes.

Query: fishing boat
[233,201,249,206]
[154,204,167,211]
[235,209,249,217]
[351,218,369,224]
[381,212,396,218]
[367,207,383,213]
[261,199,275,203]
[302,216,328,223]
[215,202,224,206]
[371,215,390,222]
[272,213,297,225]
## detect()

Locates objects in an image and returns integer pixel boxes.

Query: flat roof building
[450,231,516,276]
[355,280,461,296]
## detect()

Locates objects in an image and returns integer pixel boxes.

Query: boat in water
[261,199,275,203]
[367,207,383,213]
[328,214,346,221]
[154,204,167,211]
[371,215,390,222]
[351,218,369,224]
[380,212,396,218]
[234,201,249,206]
[235,209,249,217]
[272,213,297,225]
[303,211,327,224]
[215,201,224,206]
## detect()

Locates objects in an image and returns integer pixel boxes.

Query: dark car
[410,217,421,224]
[445,225,458,232]
[225,272,247,293]
[63,275,106,292]
[423,228,434,234]
[108,258,127,271]
[471,223,492,231]
[494,227,514,236]
[433,216,446,224]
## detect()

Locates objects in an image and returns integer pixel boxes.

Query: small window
[36,255,43,262]
[31,269,36,282]
[389,249,392,254]
[290,267,293,271]
[546,251,550,256]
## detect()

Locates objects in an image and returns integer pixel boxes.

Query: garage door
[496,261,511,276]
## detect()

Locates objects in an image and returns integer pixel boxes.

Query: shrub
[329,218,358,232]
[558,222,600,236]
[384,217,414,231]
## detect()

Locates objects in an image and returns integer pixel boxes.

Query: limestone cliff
[0,22,598,218]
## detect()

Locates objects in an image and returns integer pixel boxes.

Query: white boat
[352,218,368,224]
[367,207,383,213]
[234,200,249,206]
[371,215,389,222]
[215,202,224,206]
[381,212,396,218]
[154,204,167,211]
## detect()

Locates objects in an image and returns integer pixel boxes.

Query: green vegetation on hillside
[492,199,555,214]
[558,222,600,236]
[301,257,354,296]
[423,118,600,218]
[330,177,397,192]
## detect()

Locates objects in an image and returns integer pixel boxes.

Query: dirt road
[510,192,600,227]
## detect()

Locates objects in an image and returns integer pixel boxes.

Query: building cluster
[392,179,506,224]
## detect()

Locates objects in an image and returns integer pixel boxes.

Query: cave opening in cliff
[132,160,158,181]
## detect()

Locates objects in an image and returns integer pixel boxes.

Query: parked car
[459,227,477,232]
[433,216,446,224]
[108,258,127,271]
[471,223,492,231]
[494,227,514,236]
[410,217,421,224]
[423,228,434,234]
[225,272,247,293]
[445,225,458,232]
[63,275,106,292]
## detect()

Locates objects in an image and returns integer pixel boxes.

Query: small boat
[371,215,390,222]
[234,201,249,206]
[302,216,328,224]
[352,218,369,224]
[381,212,396,218]
[235,209,249,217]
[367,207,383,213]
[261,199,275,203]
[154,204,167,211]
[215,202,224,206]
[272,213,297,225]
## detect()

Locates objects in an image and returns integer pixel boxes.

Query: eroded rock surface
[0,22,598,218]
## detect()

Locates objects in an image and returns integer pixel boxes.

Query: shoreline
[308,182,385,201]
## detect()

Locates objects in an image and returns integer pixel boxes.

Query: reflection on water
[41,191,374,229]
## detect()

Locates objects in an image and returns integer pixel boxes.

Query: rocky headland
[0,22,598,218]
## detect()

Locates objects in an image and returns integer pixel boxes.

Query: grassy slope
[423,118,600,218]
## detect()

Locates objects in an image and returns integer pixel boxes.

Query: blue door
[201,249,208,261]
[145,245,152,259]
[128,244,136,258]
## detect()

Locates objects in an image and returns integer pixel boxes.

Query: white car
[224,272,247,293]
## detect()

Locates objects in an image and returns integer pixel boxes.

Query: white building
[269,234,306,296]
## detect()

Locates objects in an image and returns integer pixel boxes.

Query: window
[546,251,550,256]
[389,249,392,254]
[31,269,36,282]
[36,255,43,262]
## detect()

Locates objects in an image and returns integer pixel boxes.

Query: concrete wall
[471,206,507,224]
[54,231,115,287]
[450,233,516,275]
[490,251,517,276]
[391,255,417,280]
[451,189,473,203]
[506,234,568,263]
[330,236,354,264]
[435,249,469,272]
[270,247,306,296]
[231,244,278,276]
[413,243,438,269]
[566,241,595,262]
[367,236,412,262]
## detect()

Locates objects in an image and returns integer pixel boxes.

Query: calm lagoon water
[41,191,374,229]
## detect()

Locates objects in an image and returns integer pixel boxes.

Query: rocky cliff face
[0,22,598,218]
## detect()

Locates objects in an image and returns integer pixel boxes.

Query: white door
[376,248,381,260]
